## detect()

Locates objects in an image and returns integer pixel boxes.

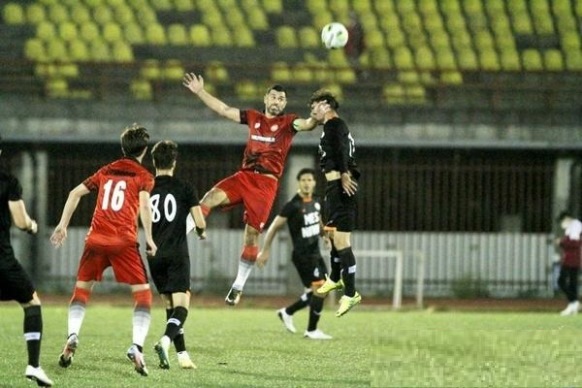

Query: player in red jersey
[183,73,319,306]
[50,124,157,377]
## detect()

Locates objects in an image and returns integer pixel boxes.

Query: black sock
[329,247,342,283]
[286,292,312,315]
[164,306,188,342]
[165,308,186,352]
[337,247,357,297]
[307,296,324,332]
[135,344,143,352]
[24,305,42,367]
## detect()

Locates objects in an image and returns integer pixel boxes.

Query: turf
[1,303,581,387]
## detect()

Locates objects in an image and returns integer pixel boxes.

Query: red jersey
[240,109,298,178]
[83,157,154,245]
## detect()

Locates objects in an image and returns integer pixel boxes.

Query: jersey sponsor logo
[254,122,261,128]
[270,124,279,132]
[315,202,321,211]
[251,134,276,143]
[301,211,321,238]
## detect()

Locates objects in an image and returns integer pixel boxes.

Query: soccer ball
[321,22,349,49]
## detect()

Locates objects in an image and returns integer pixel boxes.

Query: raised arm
[293,117,319,132]
[257,215,287,268]
[139,190,157,256]
[9,199,37,234]
[50,183,90,247]
[183,72,241,122]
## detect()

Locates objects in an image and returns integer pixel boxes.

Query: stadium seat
[365,29,386,50]
[71,4,91,24]
[163,60,185,80]
[150,0,172,11]
[211,27,232,47]
[457,48,479,70]
[124,23,145,44]
[26,4,46,24]
[368,48,392,69]
[235,80,259,100]
[233,26,255,47]
[306,0,327,14]
[140,59,161,80]
[94,6,113,25]
[89,40,112,62]
[115,5,135,25]
[225,8,245,30]
[48,4,69,24]
[190,24,212,46]
[374,0,394,16]
[415,46,435,70]
[145,24,167,45]
[174,0,195,11]
[440,71,463,85]
[406,85,426,104]
[385,28,405,49]
[58,63,79,78]
[247,9,269,31]
[436,50,456,70]
[544,50,564,71]
[130,79,153,100]
[80,22,100,43]
[69,40,89,62]
[3,3,25,25]
[270,61,291,83]
[36,21,57,42]
[299,26,319,48]
[511,11,533,34]
[522,49,543,71]
[334,67,356,84]
[565,51,582,70]
[58,22,78,43]
[561,32,580,50]
[46,39,69,61]
[168,24,188,45]
[24,39,46,61]
[45,78,69,98]
[398,71,420,84]
[276,26,298,48]
[293,62,314,83]
[499,51,521,71]
[112,41,134,62]
[383,83,406,105]
[103,22,123,44]
[393,47,414,70]
[351,0,372,13]
[205,61,230,83]
[313,11,333,29]
[262,0,282,13]
[136,8,158,26]
[35,63,56,78]
[479,49,500,71]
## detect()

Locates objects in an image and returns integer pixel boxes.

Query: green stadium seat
[145,24,167,45]
[141,59,161,80]
[561,32,581,50]
[175,0,195,12]
[163,60,184,80]
[306,0,327,13]
[385,27,405,49]
[415,46,435,70]
[293,62,314,83]
[533,14,554,34]
[124,23,145,44]
[329,0,349,15]
[430,30,451,52]
[26,4,46,24]
[440,71,463,84]
[80,22,100,43]
[35,63,56,78]
[334,67,356,84]
[112,41,133,62]
[151,0,172,11]
[211,27,232,47]
[511,11,533,34]
[103,22,123,44]
[379,12,400,32]
[457,48,479,70]
[94,6,113,25]
[88,40,112,62]
[383,83,406,105]
[406,85,426,104]
[436,50,456,70]
[474,31,495,52]
[202,8,224,29]
[48,4,69,24]
[46,39,68,61]
[190,24,212,46]
[544,49,564,71]
[168,24,188,45]
[71,4,91,24]
[131,79,153,100]
[270,61,292,83]
[36,21,56,42]
[351,0,372,13]
[24,39,46,61]
[365,29,386,50]
[368,48,392,69]
[393,46,414,70]
[58,22,78,43]
[136,8,158,26]
[328,49,349,65]
[499,50,521,71]
[225,8,245,30]
[418,0,438,15]
[235,80,259,101]
[45,78,69,98]
[479,49,500,71]
[233,26,255,47]
[217,0,237,10]
[106,0,124,8]
[115,5,135,25]
[247,9,269,31]
[565,51,582,70]
[313,11,333,29]
[576,0,582,18]
[298,26,319,48]
[58,63,79,78]
[69,40,89,62]
[205,61,230,83]
[276,26,298,48]
[85,0,106,7]
[4,3,25,25]
[374,0,394,16]
[398,71,419,84]
[309,61,333,83]
[522,50,543,71]
[262,0,282,13]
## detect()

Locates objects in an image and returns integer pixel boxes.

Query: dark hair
[151,140,178,169]
[557,211,573,222]
[309,89,340,110]
[121,123,149,157]
[266,84,287,97]
[296,168,316,180]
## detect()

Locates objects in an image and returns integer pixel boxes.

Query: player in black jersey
[0,142,53,387]
[148,140,206,370]
[308,89,362,317]
[257,168,332,340]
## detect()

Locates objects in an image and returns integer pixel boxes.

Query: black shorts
[0,255,36,304]
[147,255,191,294]
[324,180,358,232]
[292,252,328,288]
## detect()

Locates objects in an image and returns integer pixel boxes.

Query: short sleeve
[140,172,154,193]
[82,169,101,192]
[185,184,200,208]
[279,199,298,218]
[7,175,23,201]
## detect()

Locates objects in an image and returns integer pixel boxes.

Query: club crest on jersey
[254,122,261,128]
[270,125,279,132]
[315,203,321,211]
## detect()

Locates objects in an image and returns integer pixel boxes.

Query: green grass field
[1,303,582,387]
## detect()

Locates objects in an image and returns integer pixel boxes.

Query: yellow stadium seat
[544,49,563,71]
[565,51,582,70]
[4,3,25,25]
[151,0,172,11]
[334,67,356,84]
[94,6,113,25]
[365,29,386,50]
[36,21,56,42]
[293,62,314,83]
[115,5,135,25]
[145,24,167,45]
[202,8,223,29]
[217,0,236,10]
[309,60,333,83]
[379,12,400,32]
[168,24,188,45]
[440,71,463,84]
[46,78,69,98]
[89,40,112,62]
[499,50,520,71]
[35,63,56,78]
[306,0,327,13]
[430,30,451,51]
[211,27,232,46]
[131,79,153,100]
[383,84,406,105]
[351,0,372,13]
[48,4,69,24]
[474,31,495,52]
[298,26,319,48]
[85,0,105,7]
[441,0,461,14]
[457,49,479,70]
[58,63,79,78]
[26,4,46,24]
[58,22,78,43]
[562,32,581,50]
[190,24,212,46]
[330,0,349,15]
[175,0,195,12]
[398,71,419,84]
[321,83,343,101]
[512,12,533,34]
[163,60,184,80]
[522,49,543,71]
[374,0,394,15]
[235,80,259,101]
[313,11,333,29]
[436,50,456,70]
[124,23,145,44]
[112,41,134,62]
[262,0,282,13]
[140,59,161,80]
[479,49,500,71]
[328,49,349,65]
[533,14,554,34]
[225,8,245,30]
[103,22,123,44]
[270,61,292,83]
[137,8,158,26]
[24,39,46,61]
[80,22,100,42]
[424,14,444,32]
[385,28,405,49]
[46,39,68,61]
[406,85,426,104]
[233,26,255,47]
[415,46,435,70]
[71,4,91,24]
[247,9,269,31]
[394,47,414,70]
[276,26,297,48]
[369,48,391,69]
[69,40,89,62]
[106,0,124,8]
[205,61,230,83]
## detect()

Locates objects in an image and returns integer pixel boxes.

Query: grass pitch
[1,302,581,387]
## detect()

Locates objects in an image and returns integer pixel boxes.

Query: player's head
[558,211,574,229]
[121,123,149,158]
[151,140,178,170]
[309,89,339,122]
[264,84,288,117]
[296,167,316,196]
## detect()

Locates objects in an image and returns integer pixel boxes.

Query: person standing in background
[555,211,582,316]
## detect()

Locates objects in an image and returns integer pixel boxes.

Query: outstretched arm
[257,215,287,268]
[293,117,319,132]
[183,72,241,122]
[51,183,90,247]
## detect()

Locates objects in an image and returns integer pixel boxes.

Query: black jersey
[280,194,322,257]
[0,172,22,257]
[150,176,199,257]
[318,116,360,178]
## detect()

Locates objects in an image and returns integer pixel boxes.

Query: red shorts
[215,170,278,232]
[76,237,148,285]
